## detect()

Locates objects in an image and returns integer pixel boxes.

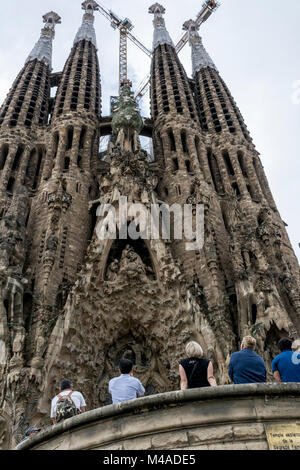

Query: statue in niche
[187,177,211,214]
[119,245,147,280]
[106,259,120,281]
[122,349,136,364]
[254,272,287,325]
[11,327,25,362]
[56,279,72,309]
[256,206,279,248]
[0,186,28,275]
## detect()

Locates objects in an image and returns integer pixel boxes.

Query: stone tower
[24,0,101,386]
[0,12,61,209]
[0,2,299,449]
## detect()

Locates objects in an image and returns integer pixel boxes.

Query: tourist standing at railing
[179,341,217,390]
[51,379,87,424]
[272,338,300,383]
[228,336,266,385]
[109,359,145,404]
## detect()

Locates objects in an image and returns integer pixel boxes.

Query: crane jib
[96,0,220,99]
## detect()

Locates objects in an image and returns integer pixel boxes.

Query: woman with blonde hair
[292,339,300,353]
[179,341,217,390]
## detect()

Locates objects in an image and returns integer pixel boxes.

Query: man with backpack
[51,379,87,424]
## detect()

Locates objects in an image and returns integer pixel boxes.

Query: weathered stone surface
[232,423,265,439]
[151,431,189,449]
[188,425,234,444]
[123,436,152,450]
[16,384,300,451]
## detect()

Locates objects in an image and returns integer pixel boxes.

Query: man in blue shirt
[109,359,145,404]
[228,336,266,384]
[272,338,300,383]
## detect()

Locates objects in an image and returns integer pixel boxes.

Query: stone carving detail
[112,83,143,153]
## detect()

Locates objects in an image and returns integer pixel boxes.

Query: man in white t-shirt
[51,379,87,424]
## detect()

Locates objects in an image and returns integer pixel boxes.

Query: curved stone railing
[17,383,300,450]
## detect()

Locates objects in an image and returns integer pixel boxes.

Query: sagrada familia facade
[0,1,299,448]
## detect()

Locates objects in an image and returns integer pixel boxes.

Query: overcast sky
[0,0,299,261]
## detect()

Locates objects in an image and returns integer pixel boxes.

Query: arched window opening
[56,279,70,310]
[89,202,98,241]
[32,149,43,190]
[64,157,70,171]
[90,130,96,162]
[7,177,15,194]
[185,160,192,173]
[228,292,239,349]
[25,211,30,227]
[247,184,254,199]
[0,145,9,170]
[195,136,201,163]
[207,148,224,194]
[53,132,59,160]
[232,182,241,197]
[249,251,257,270]
[221,205,230,233]
[159,134,164,158]
[181,132,188,154]
[238,151,248,177]
[4,299,9,317]
[26,149,36,178]
[252,304,257,325]
[23,293,33,333]
[222,150,235,176]
[67,128,74,151]
[79,127,86,149]
[172,158,179,172]
[253,157,269,201]
[12,145,24,171]
[168,130,176,152]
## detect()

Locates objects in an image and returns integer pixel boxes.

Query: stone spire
[74,0,99,48]
[149,3,174,51]
[25,12,61,69]
[183,19,217,75]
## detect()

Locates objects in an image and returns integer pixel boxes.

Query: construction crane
[97,2,152,95]
[135,0,220,101]
[96,0,219,103]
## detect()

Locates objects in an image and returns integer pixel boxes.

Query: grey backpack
[55,391,78,423]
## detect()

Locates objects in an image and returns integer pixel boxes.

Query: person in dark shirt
[179,341,217,389]
[272,338,300,383]
[228,336,266,384]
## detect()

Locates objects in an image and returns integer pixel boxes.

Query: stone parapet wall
[18,383,300,451]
